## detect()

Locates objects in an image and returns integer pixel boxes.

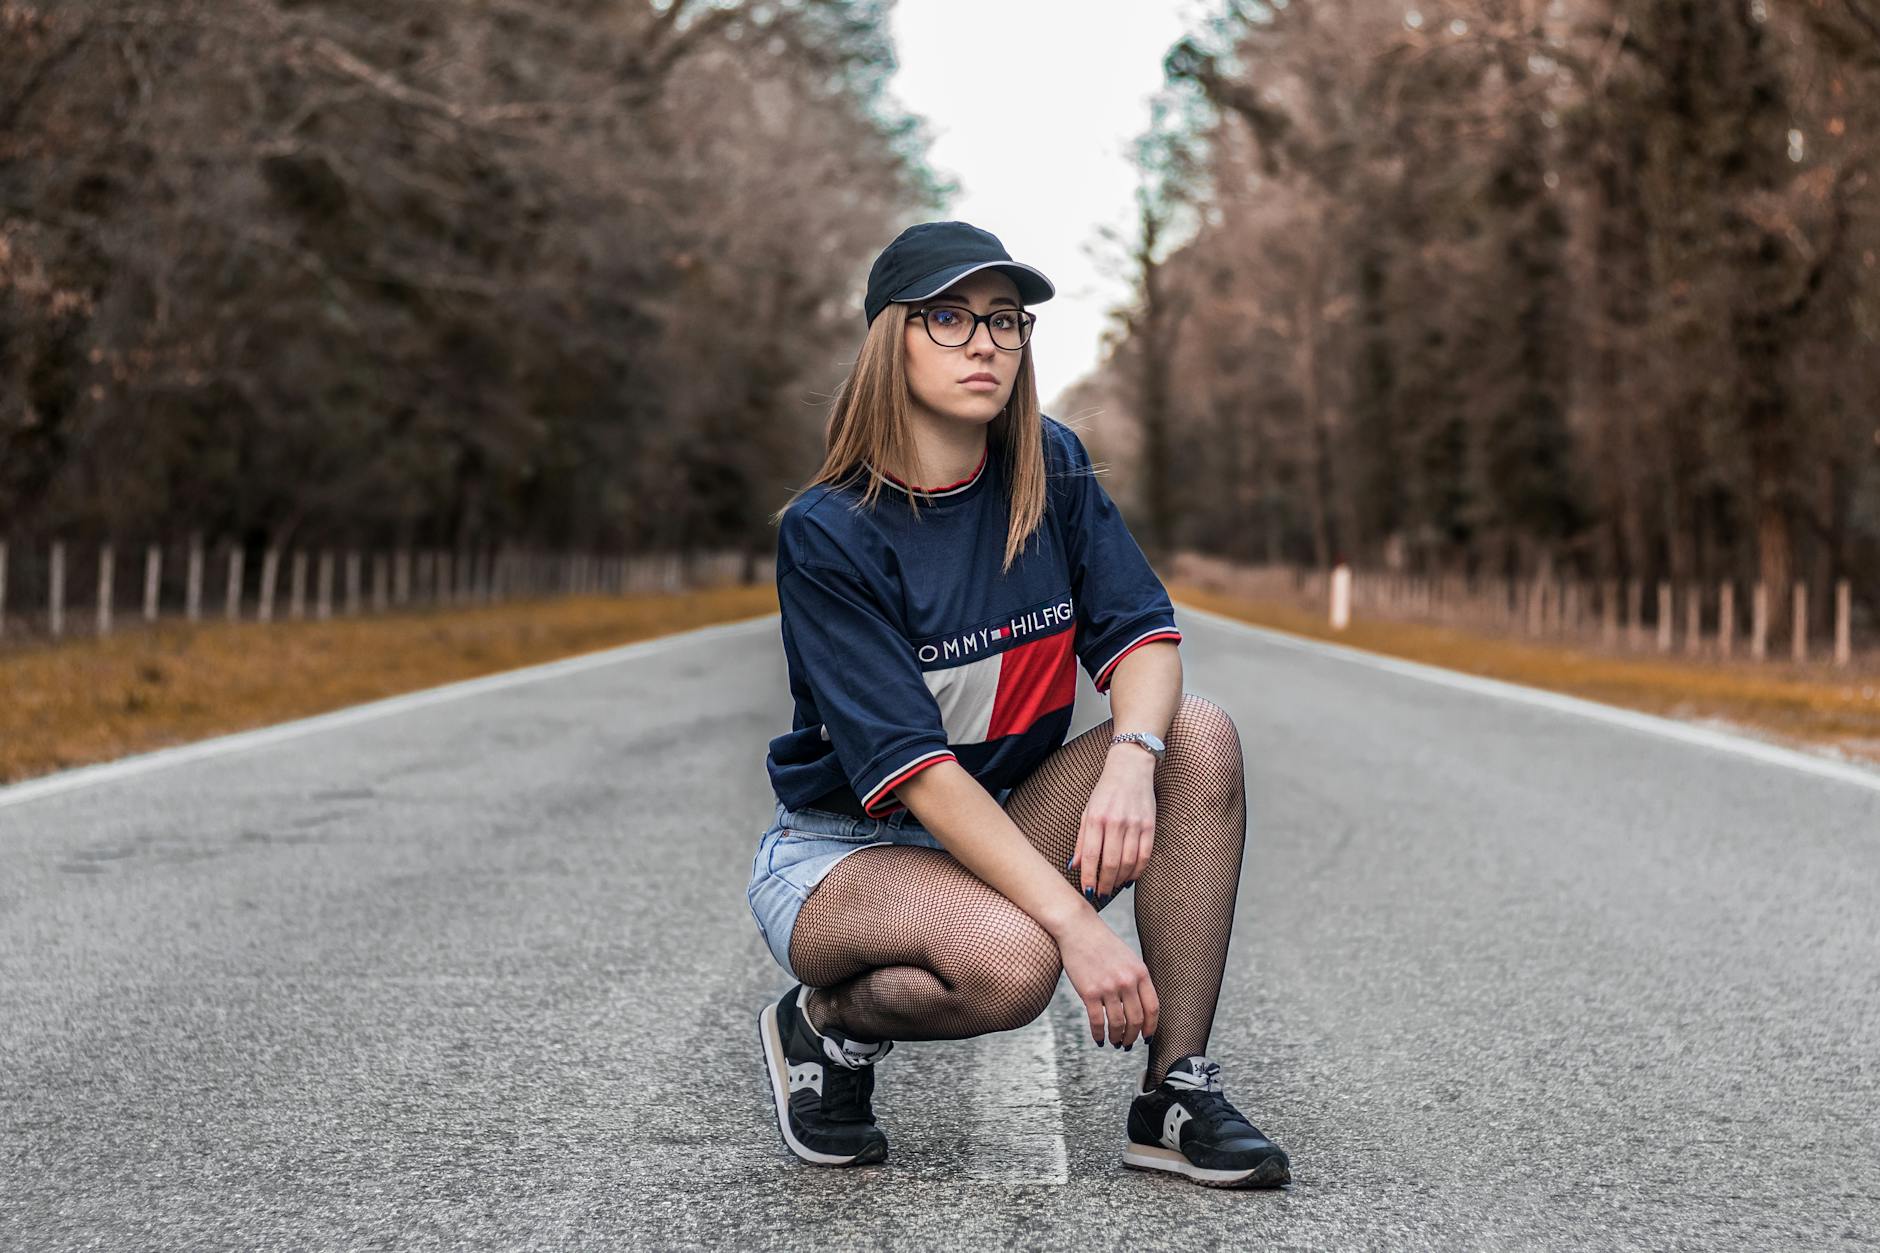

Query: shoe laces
[1182,1087,1257,1134]
[1161,1056,1259,1135]
[816,1057,876,1123]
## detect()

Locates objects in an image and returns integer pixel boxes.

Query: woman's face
[901,269,1025,428]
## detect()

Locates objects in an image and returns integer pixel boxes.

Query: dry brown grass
[0,585,779,785]
[8,577,1876,789]
[1170,582,1880,768]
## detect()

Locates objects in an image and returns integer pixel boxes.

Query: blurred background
[3,0,1878,772]
[12,10,1880,1240]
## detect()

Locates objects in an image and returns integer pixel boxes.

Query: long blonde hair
[769,302,1049,576]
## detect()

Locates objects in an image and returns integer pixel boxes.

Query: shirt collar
[865,444,989,502]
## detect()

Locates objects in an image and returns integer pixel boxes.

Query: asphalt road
[3,607,1877,1251]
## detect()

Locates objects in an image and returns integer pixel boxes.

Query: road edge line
[1178,602,1880,796]
[0,614,778,810]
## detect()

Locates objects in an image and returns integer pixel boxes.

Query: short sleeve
[777,559,957,818]
[1049,420,1183,694]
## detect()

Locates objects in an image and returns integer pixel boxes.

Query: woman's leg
[792,691,1249,1084]
[997,691,1249,1084]
[790,844,1064,1042]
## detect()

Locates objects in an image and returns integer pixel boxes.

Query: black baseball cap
[863,220,1055,327]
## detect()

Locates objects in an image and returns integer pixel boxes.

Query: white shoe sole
[1122,1142,1291,1188]
[759,1000,885,1167]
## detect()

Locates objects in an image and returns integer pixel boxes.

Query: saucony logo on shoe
[1161,1104,1192,1150]
[1161,1057,1224,1092]
[821,1034,890,1070]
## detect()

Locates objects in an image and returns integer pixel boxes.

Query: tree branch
[0,26,93,136]
[1775,157,1871,321]
[1845,0,1880,46]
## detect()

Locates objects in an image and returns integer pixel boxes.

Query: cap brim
[891,260,1055,307]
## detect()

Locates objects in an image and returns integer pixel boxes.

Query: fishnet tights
[790,692,1247,1086]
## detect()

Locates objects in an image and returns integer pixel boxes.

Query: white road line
[962,993,1070,1185]
[1179,603,1880,796]
[0,616,778,811]
[17,602,1872,814]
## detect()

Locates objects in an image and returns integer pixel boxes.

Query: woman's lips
[962,379,1001,391]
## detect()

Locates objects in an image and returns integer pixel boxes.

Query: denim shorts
[748,787,1013,984]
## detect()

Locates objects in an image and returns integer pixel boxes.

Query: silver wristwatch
[1110,731,1166,764]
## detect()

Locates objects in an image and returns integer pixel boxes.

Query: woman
[749,220,1291,1189]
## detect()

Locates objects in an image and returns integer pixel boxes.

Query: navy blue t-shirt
[764,415,1183,819]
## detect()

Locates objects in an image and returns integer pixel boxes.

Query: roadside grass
[0,585,779,785]
[1170,582,1880,769]
[6,577,1876,788]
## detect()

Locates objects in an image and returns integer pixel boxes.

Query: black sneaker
[1123,1055,1292,1188]
[758,984,893,1166]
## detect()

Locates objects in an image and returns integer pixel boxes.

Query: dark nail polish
[1083,887,1094,902]
[1125,1043,1133,1052]
[1066,854,1075,869]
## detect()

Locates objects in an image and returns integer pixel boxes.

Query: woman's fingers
[1116,827,1141,894]
[1138,971,1161,1040]
[1075,816,1160,903]
[1076,817,1102,899]
[1120,982,1148,1048]
[1096,825,1122,898]
[1103,990,1129,1047]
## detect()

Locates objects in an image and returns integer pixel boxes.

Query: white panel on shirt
[922,651,1001,746]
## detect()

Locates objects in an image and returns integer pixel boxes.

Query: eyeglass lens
[922,307,1032,349]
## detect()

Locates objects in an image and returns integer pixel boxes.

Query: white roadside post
[1330,563,1352,632]
[143,543,161,623]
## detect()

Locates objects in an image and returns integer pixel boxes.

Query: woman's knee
[1165,693,1244,798]
[951,910,1061,1031]
[1168,692,1238,748]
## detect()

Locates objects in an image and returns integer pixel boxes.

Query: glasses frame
[909,304,1036,351]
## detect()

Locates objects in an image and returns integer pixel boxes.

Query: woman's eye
[992,313,1016,330]
[930,309,962,327]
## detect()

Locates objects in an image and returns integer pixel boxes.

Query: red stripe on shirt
[862,749,958,818]
[986,628,1077,739]
[1095,630,1182,693]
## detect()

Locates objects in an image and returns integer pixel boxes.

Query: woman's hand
[1055,911,1160,1047]
[1068,746,1157,902]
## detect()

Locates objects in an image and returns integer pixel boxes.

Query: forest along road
[2,607,1876,1251]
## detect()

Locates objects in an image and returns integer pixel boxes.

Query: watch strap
[1111,731,1165,763]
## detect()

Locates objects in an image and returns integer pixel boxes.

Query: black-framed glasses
[911,305,1036,351]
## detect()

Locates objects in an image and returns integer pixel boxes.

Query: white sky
[886,1,1205,412]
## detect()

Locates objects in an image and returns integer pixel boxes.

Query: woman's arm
[896,763,1086,935]
[1075,639,1181,900]
[896,761,1160,1048]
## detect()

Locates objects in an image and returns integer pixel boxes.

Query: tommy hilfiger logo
[916,596,1074,665]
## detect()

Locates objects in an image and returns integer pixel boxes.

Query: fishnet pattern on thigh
[789,693,1246,1084]
[789,845,1063,1043]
